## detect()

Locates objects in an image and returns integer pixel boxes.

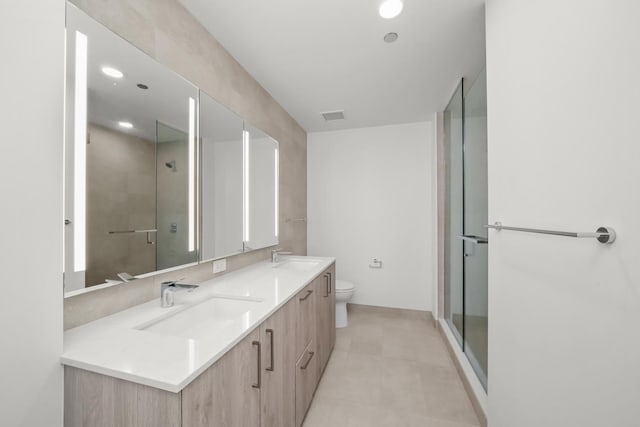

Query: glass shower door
[443,71,488,391]
[462,69,488,389]
[444,82,464,346]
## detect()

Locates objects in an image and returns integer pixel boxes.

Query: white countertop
[62,256,335,393]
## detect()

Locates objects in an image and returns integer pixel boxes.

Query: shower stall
[443,69,488,390]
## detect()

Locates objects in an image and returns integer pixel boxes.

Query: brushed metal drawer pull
[327,272,332,294]
[252,340,261,389]
[266,329,274,372]
[299,289,313,301]
[300,351,315,370]
[324,273,329,297]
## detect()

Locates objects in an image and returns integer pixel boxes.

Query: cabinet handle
[266,329,275,372]
[324,274,329,298]
[299,289,313,301]
[300,351,315,370]
[328,271,332,294]
[252,340,261,389]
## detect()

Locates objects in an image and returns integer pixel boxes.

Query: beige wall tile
[85,124,156,286]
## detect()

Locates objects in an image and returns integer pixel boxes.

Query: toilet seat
[335,280,355,292]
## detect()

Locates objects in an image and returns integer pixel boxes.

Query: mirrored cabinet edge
[64,3,279,297]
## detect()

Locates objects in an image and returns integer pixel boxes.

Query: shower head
[165,160,176,171]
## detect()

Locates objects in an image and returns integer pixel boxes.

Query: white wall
[201,138,243,260]
[248,136,278,249]
[308,122,434,311]
[0,1,64,425]
[486,1,640,426]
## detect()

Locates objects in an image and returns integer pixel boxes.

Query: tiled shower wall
[86,123,156,286]
[64,0,307,329]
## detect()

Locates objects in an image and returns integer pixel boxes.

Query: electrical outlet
[213,259,227,274]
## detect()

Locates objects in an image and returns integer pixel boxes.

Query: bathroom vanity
[63,257,335,427]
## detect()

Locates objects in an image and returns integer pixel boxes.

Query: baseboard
[438,320,488,427]
[347,303,432,321]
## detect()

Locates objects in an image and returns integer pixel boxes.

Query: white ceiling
[178,0,486,132]
[67,4,197,143]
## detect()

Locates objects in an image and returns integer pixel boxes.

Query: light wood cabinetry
[182,329,261,427]
[64,366,181,427]
[260,298,296,427]
[315,264,336,380]
[295,281,316,358]
[295,340,318,427]
[64,262,336,427]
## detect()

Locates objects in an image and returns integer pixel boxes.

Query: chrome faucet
[160,280,199,307]
[271,248,292,264]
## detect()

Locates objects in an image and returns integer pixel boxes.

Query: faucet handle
[271,248,292,264]
[272,248,292,254]
[161,279,197,290]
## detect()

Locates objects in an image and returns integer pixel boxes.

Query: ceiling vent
[321,110,345,121]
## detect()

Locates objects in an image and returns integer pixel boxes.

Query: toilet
[335,280,355,328]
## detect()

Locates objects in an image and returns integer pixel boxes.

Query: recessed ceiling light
[379,0,403,19]
[384,32,399,43]
[118,121,133,129]
[101,66,123,79]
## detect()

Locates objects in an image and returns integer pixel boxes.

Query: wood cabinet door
[314,270,331,378]
[315,264,337,379]
[328,263,336,352]
[295,281,316,358]
[260,299,296,427]
[64,366,181,427]
[182,329,261,427]
[295,340,317,427]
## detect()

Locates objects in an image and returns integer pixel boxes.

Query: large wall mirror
[244,123,279,251]
[64,4,280,296]
[199,92,280,260]
[64,4,198,293]
[200,92,244,261]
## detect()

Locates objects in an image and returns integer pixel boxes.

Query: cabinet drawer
[295,340,317,427]
[295,281,316,358]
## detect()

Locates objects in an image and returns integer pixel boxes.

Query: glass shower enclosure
[443,70,488,390]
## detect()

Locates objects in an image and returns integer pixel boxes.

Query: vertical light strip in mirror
[188,97,196,252]
[274,144,279,238]
[243,130,250,243]
[62,28,67,272]
[73,31,88,272]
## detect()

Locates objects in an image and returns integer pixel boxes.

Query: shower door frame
[440,72,489,391]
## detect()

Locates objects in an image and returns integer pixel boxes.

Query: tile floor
[303,305,480,427]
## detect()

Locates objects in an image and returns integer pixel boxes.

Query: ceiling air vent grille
[321,110,345,121]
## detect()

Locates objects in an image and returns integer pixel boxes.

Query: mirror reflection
[200,91,244,261]
[244,123,279,251]
[64,5,198,293]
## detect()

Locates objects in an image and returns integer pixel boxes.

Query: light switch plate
[213,259,227,274]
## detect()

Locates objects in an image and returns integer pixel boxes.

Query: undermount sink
[276,259,321,272]
[138,296,262,340]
